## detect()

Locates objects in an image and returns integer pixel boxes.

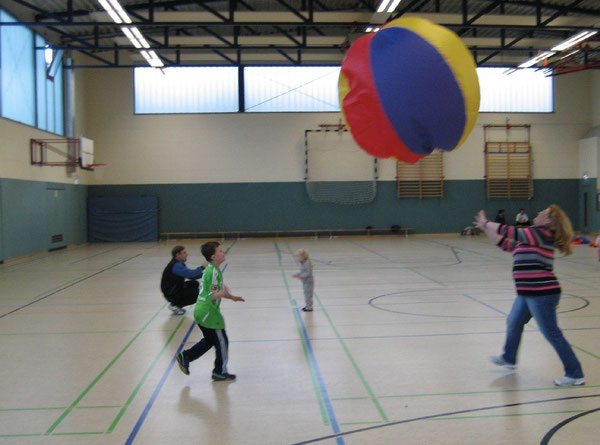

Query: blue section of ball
[369,26,466,154]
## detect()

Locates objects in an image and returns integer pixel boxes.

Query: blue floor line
[124,320,196,445]
[463,293,508,316]
[125,262,229,444]
[294,305,344,445]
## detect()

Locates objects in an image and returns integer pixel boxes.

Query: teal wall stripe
[88,179,582,234]
[0,178,593,262]
[0,178,87,260]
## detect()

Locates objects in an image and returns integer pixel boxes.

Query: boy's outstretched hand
[224,285,245,302]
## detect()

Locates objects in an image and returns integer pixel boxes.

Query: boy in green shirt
[176,241,244,381]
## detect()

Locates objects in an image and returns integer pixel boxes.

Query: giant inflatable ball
[339,17,480,163]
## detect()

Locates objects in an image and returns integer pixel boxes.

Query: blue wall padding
[88,196,158,242]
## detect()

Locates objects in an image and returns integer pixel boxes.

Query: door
[47,187,66,250]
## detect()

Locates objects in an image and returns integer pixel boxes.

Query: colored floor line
[345,239,392,261]
[0,243,87,271]
[284,241,389,423]
[293,303,343,445]
[540,406,600,444]
[275,243,333,424]
[44,302,166,435]
[68,246,122,264]
[426,409,584,421]
[124,244,236,444]
[106,316,187,433]
[377,384,600,399]
[0,254,141,319]
[124,319,196,445]
[462,293,508,316]
[275,242,342,442]
[462,294,600,361]
[293,393,600,444]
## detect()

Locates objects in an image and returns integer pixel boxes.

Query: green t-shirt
[193,263,225,329]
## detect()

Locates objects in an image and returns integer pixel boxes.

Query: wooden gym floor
[1,235,599,444]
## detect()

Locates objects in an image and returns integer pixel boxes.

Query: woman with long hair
[473,205,585,386]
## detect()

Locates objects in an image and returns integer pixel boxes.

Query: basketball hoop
[80,162,106,171]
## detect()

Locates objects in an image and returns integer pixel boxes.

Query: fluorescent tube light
[556,49,580,61]
[99,0,122,23]
[387,0,402,12]
[121,27,141,48]
[366,27,373,32]
[518,51,555,68]
[377,1,391,13]
[551,30,598,51]
[108,0,132,24]
[140,50,163,67]
[131,27,150,48]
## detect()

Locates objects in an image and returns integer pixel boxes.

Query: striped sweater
[496,224,560,296]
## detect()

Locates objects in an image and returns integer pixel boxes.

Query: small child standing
[293,248,314,312]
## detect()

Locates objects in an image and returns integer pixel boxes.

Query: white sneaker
[168,304,186,315]
[490,355,516,369]
[554,376,585,387]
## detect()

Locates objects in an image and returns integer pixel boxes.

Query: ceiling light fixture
[376,0,391,13]
[386,0,402,13]
[377,0,402,13]
[98,1,161,68]
[107,0,131,24]
[98,0,122,23]
[551,30,598,51]
[518,51,555,68]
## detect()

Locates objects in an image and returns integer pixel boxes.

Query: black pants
[167,281,199,308]
[183,325,229,375]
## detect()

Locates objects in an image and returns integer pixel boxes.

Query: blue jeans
[502,294,584,378]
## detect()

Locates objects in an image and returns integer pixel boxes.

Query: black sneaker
[176,352,189,375]
[302,307,313,312]
[212,372,236,381]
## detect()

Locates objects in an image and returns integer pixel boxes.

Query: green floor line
[425,409,584,421]
[106,316,187,433]
[571,344,600,360]
[313,292,389,422]
[0,434,42,438]
[44,303,167,435]
[52,431,105,435]
[284,241,389,423]
[378,384,600,399]
[0,407,65,411]
[0,330,139,336]
[274,242,329,426]
[76,405,121,409]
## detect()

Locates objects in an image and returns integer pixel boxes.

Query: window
[477,67,553,113]
[397,152,444,198]
[132,65,554,115]
[134,66,239,114]
[244,66,340,112]
[1,9,35,126]
[0,8,65,135]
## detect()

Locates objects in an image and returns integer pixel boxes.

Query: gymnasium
[1,1,599,443]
